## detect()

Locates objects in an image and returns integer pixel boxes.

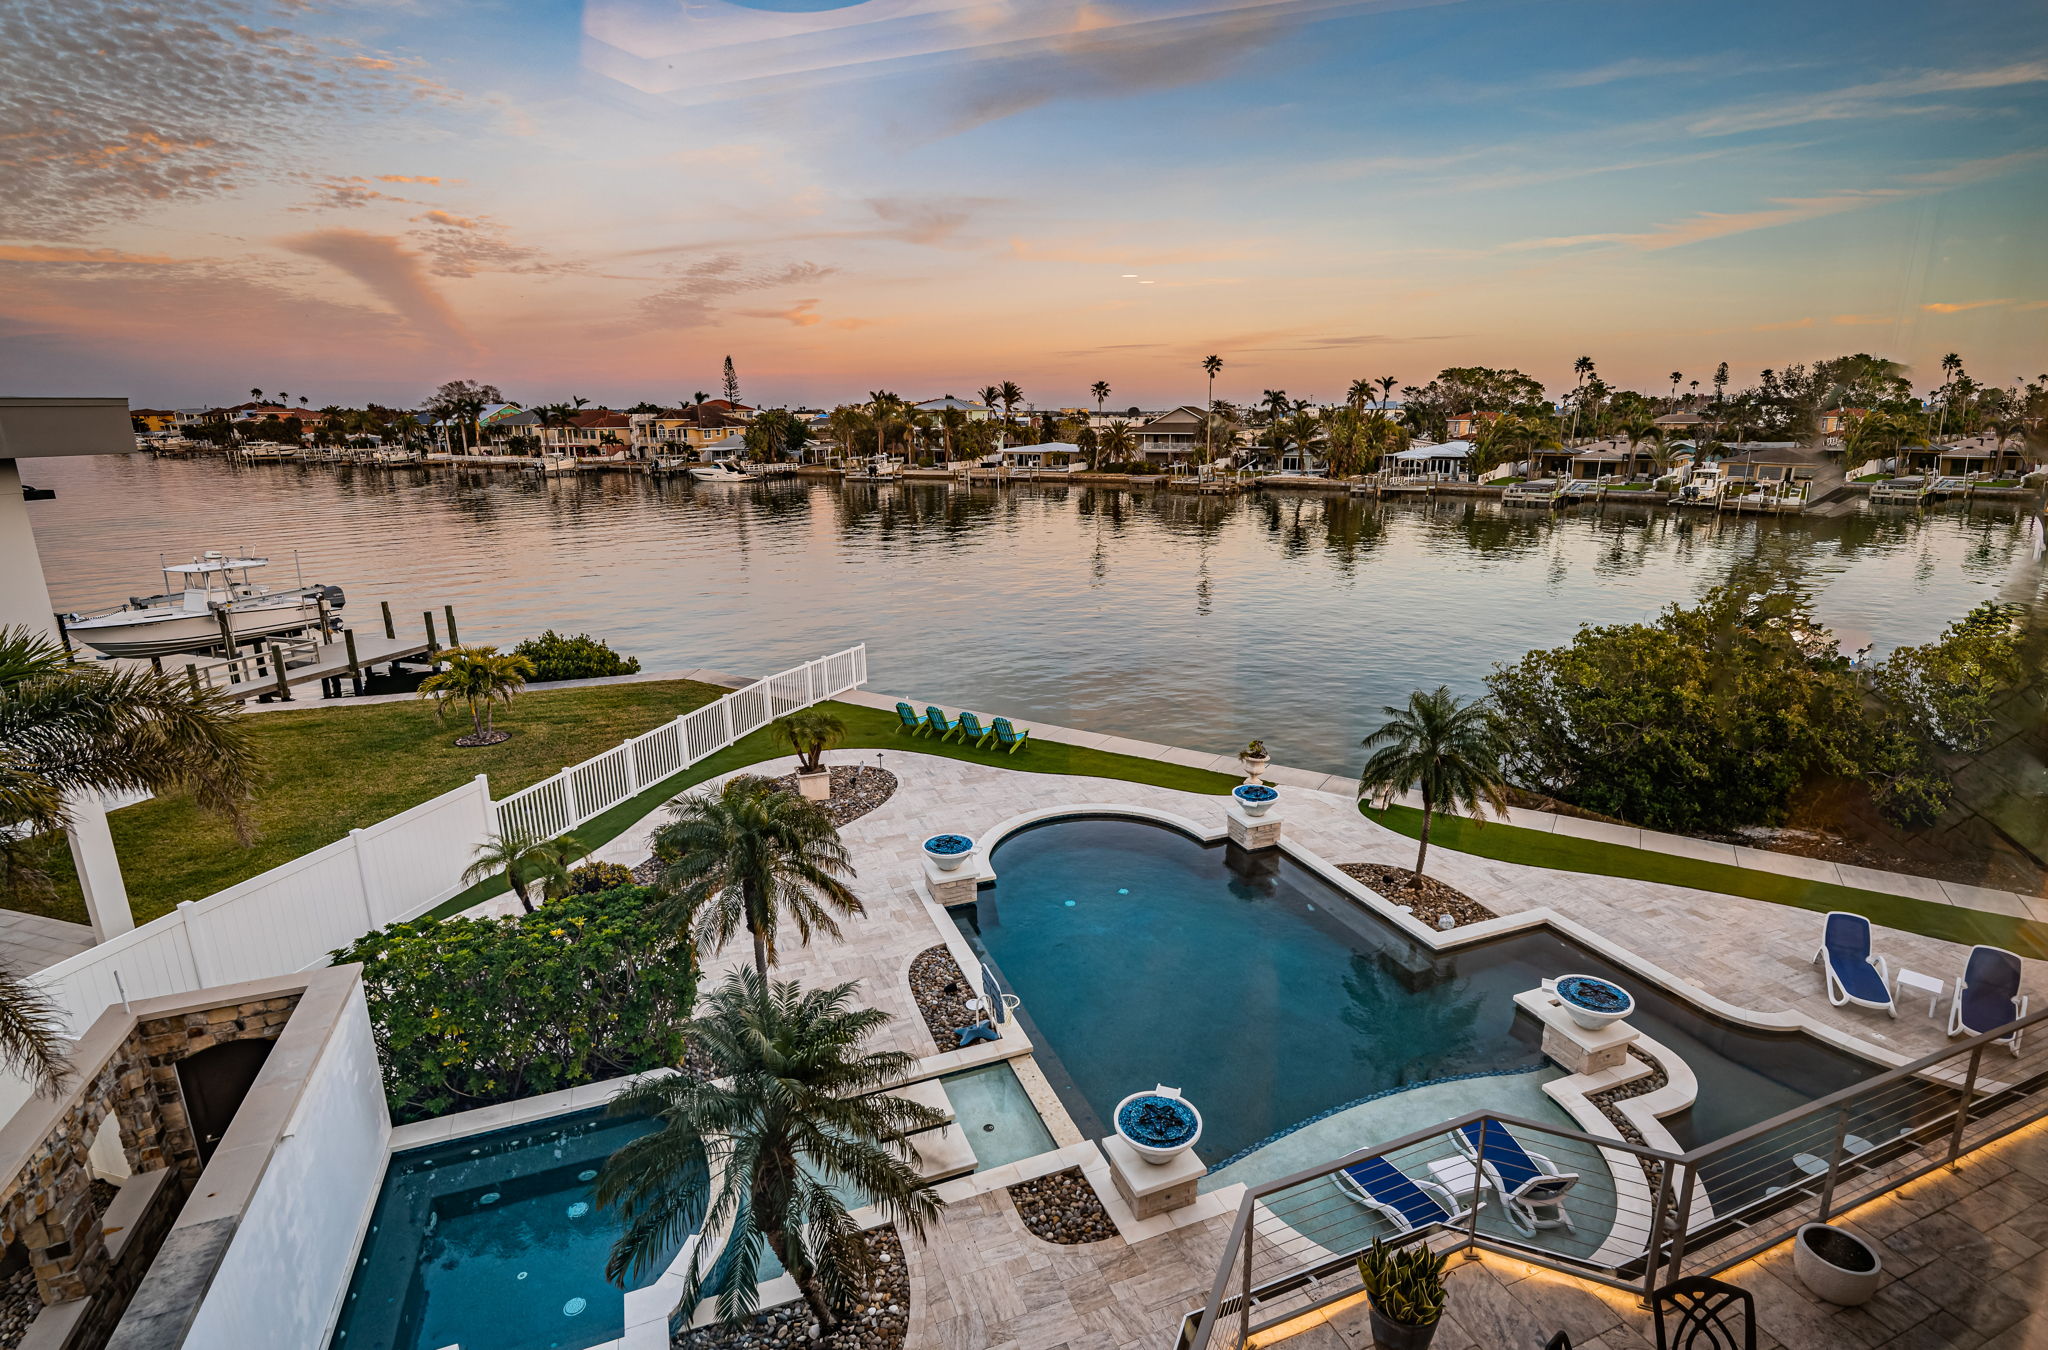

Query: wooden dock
[104,603,458,702]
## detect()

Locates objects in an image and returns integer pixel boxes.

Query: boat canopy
[165,555,268,575]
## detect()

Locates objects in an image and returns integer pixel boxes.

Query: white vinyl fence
[27,645,867,1038]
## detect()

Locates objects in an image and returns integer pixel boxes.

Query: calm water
[331,1109,682,1350]
[954,817,1898,1169]
[26,455,2043,774]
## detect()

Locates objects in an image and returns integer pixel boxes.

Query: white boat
[527,454,580,476]
[60,553,345,659]
[844,454,904,482]
[687,460,755,482]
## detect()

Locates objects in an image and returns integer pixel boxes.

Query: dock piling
[424,610,439,655]
[267,644,292,701]
[444,604,460,647]
[381,600,395,640]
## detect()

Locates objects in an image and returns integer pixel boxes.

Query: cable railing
[1182,1001,2048,1350]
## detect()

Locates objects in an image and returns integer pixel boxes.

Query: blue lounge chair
[923,706,962,742]
[1813,911,1895,1018]
[1949,945,2029,1055]
[894,701,923,735]
[989,716,1030,754]
[1450,1119,1580,1235]
[1334,1156,1473,1236]
[955,711,995,748]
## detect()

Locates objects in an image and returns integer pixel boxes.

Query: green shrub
[568,860,634,894]
[513,630,642,682]
[333,885,695,1123]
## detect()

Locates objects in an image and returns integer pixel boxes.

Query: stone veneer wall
[0,993,301,1314]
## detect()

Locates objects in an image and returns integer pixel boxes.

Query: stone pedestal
[1515,987,1638,1076]
[921,853,979,908]
[1102,1135,1204,1218]
[1225,803,1282,850]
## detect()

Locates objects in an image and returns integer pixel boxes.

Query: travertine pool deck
[465,743,2039,1349]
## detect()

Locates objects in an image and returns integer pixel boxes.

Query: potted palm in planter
[1238,739,1270,784]
[1357,1238,1448,1350]
[776,708,845,801]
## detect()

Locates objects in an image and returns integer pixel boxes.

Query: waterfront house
[631,404,750,459]
[1569,446,1657,480]
[536,409,634,454]
[1133,405,1209,462]
[1444,410,1501,439]
[1936,437,2027,480]
[129,409,178,435]
[913,395,992,420]
[1384,440,1473,480]
[999,442,1083,473]
[1652,411,1705,435]
[1820,406,1867,437]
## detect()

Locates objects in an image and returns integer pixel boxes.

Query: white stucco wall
[181,984,391,1349]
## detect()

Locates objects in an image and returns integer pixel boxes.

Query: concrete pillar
[2,457,136,938]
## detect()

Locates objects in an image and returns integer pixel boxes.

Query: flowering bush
[332,885,696,1123]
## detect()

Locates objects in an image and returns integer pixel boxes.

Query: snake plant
[1357,1238,1448,1327]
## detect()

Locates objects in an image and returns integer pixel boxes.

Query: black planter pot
[1368,1306,1439,1350]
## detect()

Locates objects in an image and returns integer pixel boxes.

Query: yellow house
[129,409,178,434]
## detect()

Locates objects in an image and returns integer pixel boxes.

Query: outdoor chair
[1813,911,1896,1017]
[894,701,923,735]
[1950,944,2029,1055]
[1652,1276,1756,1350]
[955,710,996,748]
[1334,1155,1474,1236]
[1449,1119,1579,1234]
[989,716,1030,754]
[923,705,962,742]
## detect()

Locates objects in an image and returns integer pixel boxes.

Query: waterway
[25,455,2044,775]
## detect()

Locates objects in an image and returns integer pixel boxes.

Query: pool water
[942,1063,1057,1169]
[330,1110,692,1350]
[954,817,1891,1169]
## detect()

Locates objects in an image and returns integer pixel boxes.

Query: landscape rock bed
[453,729,511,747]
[760,766,899,826]
[0,1267,36,1350]
[1338,864,1495,928]
[1587,1049,1671,1185]
[672,1225,906,1350]
[909,944,980,1052]
[1009,1168,1117,1244]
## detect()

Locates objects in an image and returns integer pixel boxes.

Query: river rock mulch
[908,944,981,1052]
[1587,1048,1672,1187]
[454,729,511,747]
[671,1225,906,1350]
[0,1266,37,1350]
[1008,1168,1118,1245]
[756,766,898,826]
[1337,863,1495,928]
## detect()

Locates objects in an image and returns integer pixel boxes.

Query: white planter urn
[1793,1224,1883,1306]
[1115,1087,1203,1165]
[923,834,975,872]
[1550,974,1634,1030]
[1239,755,1270,784]
[1232,784,1279,817]
[796,767,831,801]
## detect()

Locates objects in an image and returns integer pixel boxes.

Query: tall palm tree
[417,644,534,741]
[1345,378,1373,414]
[249,387,264,402]
[1,626,263,1089]
[1100,419,1134,463]
[647,776,860,975]
[1201,354,1224,461]
[1668,371,1683,403]
[1356,687,1510,878]
[997,381,1024,430]
[1375,375,1399,409]
[598,969,944,1330]
[1090,381,1111,416]
[461,826,589,913]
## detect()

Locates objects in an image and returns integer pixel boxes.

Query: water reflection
[27,456,2043,775]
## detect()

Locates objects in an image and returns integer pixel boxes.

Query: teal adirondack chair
[923,706,962,741]
[956,711,996,748]
[894,701,924,735]
[989,717,1030,754]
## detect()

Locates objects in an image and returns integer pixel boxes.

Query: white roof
[1392,440,1472,461]
[1006,442,1082,454]
[915,397,989,412]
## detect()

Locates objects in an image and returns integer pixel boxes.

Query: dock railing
[1182,1000,2048,1349]
[26,644,867,1039]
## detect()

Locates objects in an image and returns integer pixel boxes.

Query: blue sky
[1,0,2042,408]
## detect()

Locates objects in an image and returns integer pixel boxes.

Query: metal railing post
[1661,1162,1700,1286]
[1948,1045,1985,1167]
[1237,1212,1252,1348]
[1815,1106,1852,1221]
[1463,1120,1488,1259]
[1639,1164,1673,1307]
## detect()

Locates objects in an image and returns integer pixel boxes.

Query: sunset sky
[3,0,2045,411]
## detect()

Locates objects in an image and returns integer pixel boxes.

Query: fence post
[423,610,439,656]
[720,695,736,747]
[1815,1105,1852,1221]
[562,768,579,825]
[176,902,213,986]
[1661,1161,1700,1286]
[381,600,395,639]
[625,742,640,797]
[1948,1045,1985,1166]
[350,827,381,931]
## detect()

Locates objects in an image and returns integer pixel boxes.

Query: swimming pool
[952,817,1890,1169]
[330,1109,691,1350]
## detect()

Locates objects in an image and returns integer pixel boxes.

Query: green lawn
[422,700,1241,917]
[1361,803,2048,959]
[28,679,733,925]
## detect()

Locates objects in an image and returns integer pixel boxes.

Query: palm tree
[1355,687,1510,878]
[250,387,264,402]
[1669,371,1683,403]
[417,644,534,742]
[1201,354,1224,460]
[937,406,966,462]
[647,776,860,976]
[1,626,263,1088]
[461,826,589,913]
[997,381,1024,431]
[776,708,845,775]
[1376,375,1399,409]
[1090,381,1111,416]
[1345,378,1373,414]
[598,968,944,1330]
[1100,419,1134,463]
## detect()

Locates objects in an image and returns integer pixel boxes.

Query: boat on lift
[59,553,345,659]
[687,459,756,482]
[843,453,905,482]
